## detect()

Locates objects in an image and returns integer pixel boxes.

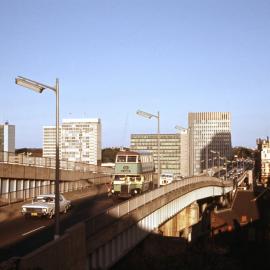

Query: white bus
[159,173,174,186]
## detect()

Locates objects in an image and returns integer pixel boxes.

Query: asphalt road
[0,191,116,263]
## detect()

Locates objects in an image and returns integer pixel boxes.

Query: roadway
[0,186,117,263]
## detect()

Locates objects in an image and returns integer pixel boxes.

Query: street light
[137,110,160,187]
[15,76,60,240]
[210,150,221,178]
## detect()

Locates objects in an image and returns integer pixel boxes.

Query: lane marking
[22,226,45,236]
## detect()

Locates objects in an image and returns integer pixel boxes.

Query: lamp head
[15,77,45,93]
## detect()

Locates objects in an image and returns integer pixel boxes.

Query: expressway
[0,186,117,263]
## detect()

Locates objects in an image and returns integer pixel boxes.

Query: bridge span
[7,172,250,270]
[0,151,113,206]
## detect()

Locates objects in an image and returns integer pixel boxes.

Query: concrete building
[61,119,101,165]
[0,122,15,153]
[188,112,232,176]
[256,137,270,186]
[43,118,101,165]
[130,133,187,177]
[43,126,62,159]
[179,129,190,177]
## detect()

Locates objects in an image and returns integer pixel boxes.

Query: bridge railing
[0,175,112,206]
[0,151,113,175]
[85,176,228,237]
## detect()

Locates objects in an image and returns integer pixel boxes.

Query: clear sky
[1,0,270,149]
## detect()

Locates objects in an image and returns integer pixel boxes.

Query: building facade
[179,129,190,177]
[43,126,62,159]
[43,118,101,165]
[61,119,101,165]
[188,112,232,176]
[256,137,270,186]
[130,133,186,177]
[0,122,15,153]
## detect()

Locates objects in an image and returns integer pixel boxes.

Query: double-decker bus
[109,150,155,198]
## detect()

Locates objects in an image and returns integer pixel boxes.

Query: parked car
[21,194,71,219]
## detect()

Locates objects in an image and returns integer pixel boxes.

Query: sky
[1,0,270,149]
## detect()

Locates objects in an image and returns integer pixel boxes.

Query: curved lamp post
[15,76,60,240]
[137,110,160,187]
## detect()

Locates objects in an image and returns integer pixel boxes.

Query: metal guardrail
[0,151,113,175]
[0,175,112,207]
[85,176,229,237]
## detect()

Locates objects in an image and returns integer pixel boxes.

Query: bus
[108,150,155,198]
[159,173,174,186]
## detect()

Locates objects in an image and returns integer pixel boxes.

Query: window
[127,156,137,162]
[117,156,126,162]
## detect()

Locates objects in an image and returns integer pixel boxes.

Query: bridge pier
[159,202,200,241]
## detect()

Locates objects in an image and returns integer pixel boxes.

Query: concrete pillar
[16,180,24,200]
[188,202,199,226]
[24,180,30,199]
[30,180,35,198]
[2,179,9,200]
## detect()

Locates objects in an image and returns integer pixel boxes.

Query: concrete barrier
[18,223,87,270]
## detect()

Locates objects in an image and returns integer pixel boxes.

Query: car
[21,194,71,219]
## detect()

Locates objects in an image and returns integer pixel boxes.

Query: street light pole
[55,78,60,239]
[157,111,160,188]
[15,76,61,240]
[137,110,161,188]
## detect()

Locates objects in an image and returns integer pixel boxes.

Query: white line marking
[22,226,45,236]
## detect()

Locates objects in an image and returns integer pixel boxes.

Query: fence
[0,175,112,206]
[0,151,113,175]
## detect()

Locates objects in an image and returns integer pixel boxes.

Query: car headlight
[42,208,48,213]
[111,189,115,193]
[22,207,26,212]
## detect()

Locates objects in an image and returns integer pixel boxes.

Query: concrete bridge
[8,171,251,270]
[0,152,113,205]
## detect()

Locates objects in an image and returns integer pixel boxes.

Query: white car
[21,194,71,219]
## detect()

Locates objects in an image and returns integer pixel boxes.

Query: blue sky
[1,0,270,148]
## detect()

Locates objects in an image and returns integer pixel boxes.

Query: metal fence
[0,175,112,206]
[0,151,113,175]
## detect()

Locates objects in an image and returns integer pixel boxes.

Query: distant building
[43,118,101,165]
[0,122,15,153]
[43,126,62,159]
[130,133,187,177]
[188,112,232,175]
[179,129,190,177]
[256,137,270,186]
[61,119,101,165]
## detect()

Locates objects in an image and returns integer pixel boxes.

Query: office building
[43,118,101,165]
[179,129,190,177]
[0,122,15,153]
[257,137,270,186]
[188,112,232,175]
[43,126,62,159]
[61,119,101,165]
[130,133,186,177]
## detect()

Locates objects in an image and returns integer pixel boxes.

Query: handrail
[0,151,113,175]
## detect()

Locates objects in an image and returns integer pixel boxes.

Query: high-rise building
[130,133,186,177]
[179,129,190,177]
[43,126,62,159]
[61,119,101,165]
[188,112,232,175]
[256,137,270,186]
[43,118,101,165]
[0,122,15,153]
